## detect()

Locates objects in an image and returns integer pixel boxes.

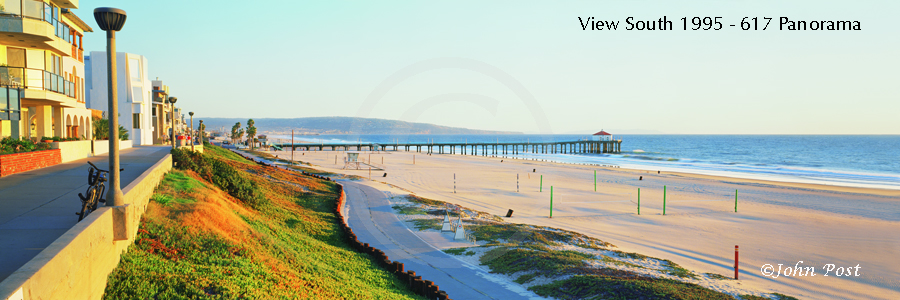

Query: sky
[74,1,899,134]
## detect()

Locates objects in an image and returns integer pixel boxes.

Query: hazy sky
[75,1,899,134]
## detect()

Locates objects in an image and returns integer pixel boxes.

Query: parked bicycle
[76,162,122,221]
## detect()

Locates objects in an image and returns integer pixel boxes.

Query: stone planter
[0,149,62,177]
[50,140,93,163]
[91,140,134,156]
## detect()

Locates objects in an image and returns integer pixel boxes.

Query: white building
[85,52,153,145]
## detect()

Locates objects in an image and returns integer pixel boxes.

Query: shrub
[170,148,266,209]
[0,137,38,154]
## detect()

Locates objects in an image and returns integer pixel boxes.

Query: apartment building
[84,52,153,145]
[149,79,185,144]
[150,79,169,144]
[0,0,94,140]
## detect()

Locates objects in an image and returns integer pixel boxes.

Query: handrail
[0,66,76,98]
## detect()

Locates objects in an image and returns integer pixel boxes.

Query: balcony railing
[0,66,76,99]
[0,0,74,43]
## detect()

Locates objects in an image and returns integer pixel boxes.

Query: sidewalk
[0,146,172,282]
[341,181,541,300]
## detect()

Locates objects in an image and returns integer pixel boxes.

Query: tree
[92,117,129,140]
[246,119,257,150]
[231,122,242,145]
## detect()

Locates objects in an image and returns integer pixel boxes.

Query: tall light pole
[94,7,127,207]
[168,97,177,149]
[189,111,194,151]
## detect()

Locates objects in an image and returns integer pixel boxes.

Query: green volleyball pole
[549,186,554,218]
[637,188,641,215]
[735,189,738,212]
[540,175,543,192]
[663,185,667,215]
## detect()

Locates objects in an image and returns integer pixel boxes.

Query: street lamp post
[94,7,127,207]
[168,97,177,149]
[189,111,194,151]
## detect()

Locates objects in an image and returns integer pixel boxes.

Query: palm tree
[231,122,242,145]
[246,119,257,150]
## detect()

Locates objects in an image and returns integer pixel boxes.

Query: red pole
[734,245,739,279]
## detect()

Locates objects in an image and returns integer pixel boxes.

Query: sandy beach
[265,148,900,300]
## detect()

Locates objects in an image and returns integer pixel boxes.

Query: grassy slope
[103,145,422,299]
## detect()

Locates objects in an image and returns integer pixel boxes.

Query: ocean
[266,134,900,190]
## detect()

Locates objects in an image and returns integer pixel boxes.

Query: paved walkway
[341,181,541,300]
[0,146,172,282]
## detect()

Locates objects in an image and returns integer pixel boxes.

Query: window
[128,58,142,80]
[6,48,25,68]
[52,54,61,75]
[0,88,7,119]
[25,49,44,69]
[133,113,141,129]
[0,87,23,121]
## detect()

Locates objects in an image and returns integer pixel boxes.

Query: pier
[274,140,622,155]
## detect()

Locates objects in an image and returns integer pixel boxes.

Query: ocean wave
[622,155,679,162]
[504,152,900,190]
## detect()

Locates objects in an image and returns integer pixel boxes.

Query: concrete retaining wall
[0,154,172,300]
[51,140,93,163]
[175,144,203,153]
[91,140,133,156]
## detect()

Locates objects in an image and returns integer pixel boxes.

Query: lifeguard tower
[343,152,361,169]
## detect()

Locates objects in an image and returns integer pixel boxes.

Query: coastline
[269,146,900,197]
[263,134,900,192]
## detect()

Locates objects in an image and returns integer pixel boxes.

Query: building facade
[151,79,184,144]
[0,1,94,141]
[85,52,153,145]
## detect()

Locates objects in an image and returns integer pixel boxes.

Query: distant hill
[197,117,520,135]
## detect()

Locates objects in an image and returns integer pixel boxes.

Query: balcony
[0,66,77,107]
[0,1,76,56]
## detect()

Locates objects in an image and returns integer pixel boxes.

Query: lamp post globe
[93,8,126,31]
[94,7,127,207]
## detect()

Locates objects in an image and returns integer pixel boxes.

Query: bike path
[341,181,542,300]
[0,146,171,282]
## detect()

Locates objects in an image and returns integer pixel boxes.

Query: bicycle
[76,162,120,221]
